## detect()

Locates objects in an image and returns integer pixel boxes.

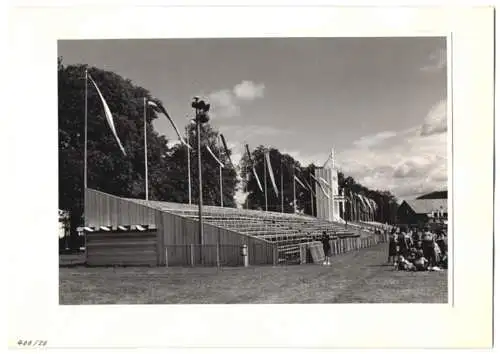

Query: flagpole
[143,97,149,200]
[187,125,192,204]
[330,148,335,221]
[293,167,296,213]
[351,191,355,221]
[217,136,224,208]
[246,165,249,210]
[309,173,314,217]
[84,69,88,226]
[244,160,247,209]
[280,161,284,213]
[264,150,268,211]
[219,164,223,207]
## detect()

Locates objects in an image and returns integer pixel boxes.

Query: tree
[59,58,242,243]
[240,146,315,214]
[240,143,399,222]
[337,172,398,223]
[59,59,173,247]
[168,122,238,207]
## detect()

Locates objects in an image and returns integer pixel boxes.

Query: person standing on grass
[404,228,414,249]
[398,227,410,258]
[422,227,437,268]
[321,231,331,266]
[388,229,398,264]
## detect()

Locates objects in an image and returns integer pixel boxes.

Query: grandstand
[83,188,380,266]
[128,197,360,262]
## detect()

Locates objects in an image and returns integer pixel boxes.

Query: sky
[58,37,447,203]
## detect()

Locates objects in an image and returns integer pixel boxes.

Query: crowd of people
[388,226,448,271]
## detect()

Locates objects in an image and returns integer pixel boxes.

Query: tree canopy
[240,146,398,223]
[240,146,304,213]
[58,57,239,244]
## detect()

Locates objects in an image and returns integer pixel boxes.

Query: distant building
[416,190,447,200]
[397,192,447,227]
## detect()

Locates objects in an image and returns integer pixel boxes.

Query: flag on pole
[294,175,307,190]
[245,144,263,192]
[147,100,192,149]
[362,195,371,219]
[350,189,357,220]
[206,145,224,168]
[319,176,331,189]
[303,178,317,198]
[88,74,126,156]
[361,195,368,210]
[265,150,279,198]
[363,195,370,212]
[363,195,372,212]
[311,174,330,199]
[219,134,233,166]
[368,196,374,209]
[356,194,366,211]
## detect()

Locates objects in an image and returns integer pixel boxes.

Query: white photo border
[6,5,493,349]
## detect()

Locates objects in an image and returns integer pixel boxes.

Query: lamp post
[191,97,210,247]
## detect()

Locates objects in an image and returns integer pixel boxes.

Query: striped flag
[245,144,263,192]
[206,145,224,168]
[148,100,192,149]
[88,74,126,156]
[294,175,307,190]
[366,197,372,210]
[368,197,376,220]
[356,194,366,211]
[303,178,316,198]
[363,195,370,212]
[311,174,330,199]
[265,150,279,198]
[351,190,357,220]
[319,176,331,189]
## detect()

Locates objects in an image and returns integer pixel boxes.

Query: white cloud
[334,101,448,199]
[220,124,291,144]
[420,99,447,136]
[233,80,265,100]
[208,89,240,119]
[282,150,328,167]
[207,80,265,120]
[352,131,397,148]
[420,47,447,72]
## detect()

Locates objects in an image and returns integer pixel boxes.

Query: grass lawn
[59,244,447,304]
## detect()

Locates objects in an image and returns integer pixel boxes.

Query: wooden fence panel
[158,212,275,266]
[86,231,157,266]
[85,189,156,227]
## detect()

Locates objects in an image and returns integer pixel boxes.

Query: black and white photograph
[58,37,449,304]
[7,5,493,350]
